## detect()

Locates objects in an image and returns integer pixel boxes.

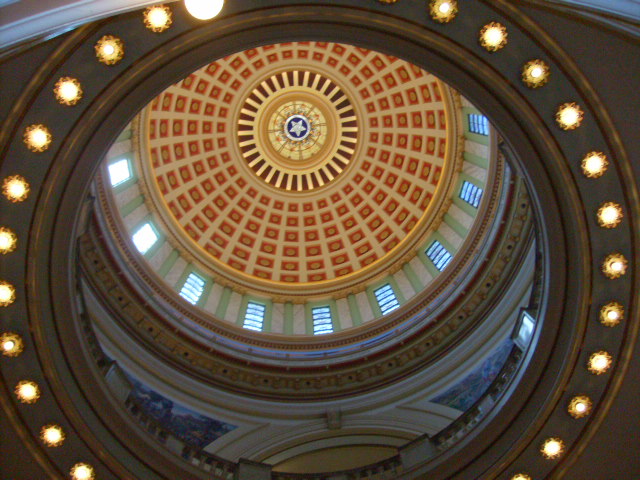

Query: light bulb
[70,463,95,480]
[581,152,608,178]
[597,202,622,228]
[479,22,508,51]
[0,281,16,306]
[556,102,584,130]
[54,77,83,105]
[95,35,124,65]
[144,5,173,32]
[23,124,52,152]
[541,437,565,459]
[15,381,40,403]
[588,351,612,374]
[568,395,593,418]
[41,425,65,447]
[3,175,30,202]
[0,227,17,254]
[184,0,224,20]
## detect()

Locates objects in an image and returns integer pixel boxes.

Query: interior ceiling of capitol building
[0,1,638,479]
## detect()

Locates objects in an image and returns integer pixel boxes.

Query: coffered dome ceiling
[136,42,458,293]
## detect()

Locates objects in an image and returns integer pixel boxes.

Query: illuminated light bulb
[556,102,584,130]
[600,302,623,327]
[541,437,565,459]
[588,351,612,374]
[70,463,96,480]
[511,475,532,480]
[15,380,41,404]
[2,175,30,202]
[144,5,173,32]
[568,395,592,419]
[0,227,17,254]
[41,424,65,447]
[597,202,623,228]
[95,35,124,65]
[54,77,83,106]
[429,0,458,23]
[23,124,52,152]
[602,253,627,279]
[0,281,16,306]
[1,332,24,357]
[184,0,224,20]
[479,22,508,52]
[522,59,550,88]
[581,151,608,178]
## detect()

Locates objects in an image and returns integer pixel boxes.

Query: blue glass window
[460,181,483,208]
[243,302,266,332]
[374,284,400,315]
[179,273,206,305]
[468,114,489,136]
[312,306,333,335]
[426,241,453,271]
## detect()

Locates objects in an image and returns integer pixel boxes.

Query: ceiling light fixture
[555,102,584,130]
[0,227,18,254]
[522,59,550,88]
[597,202,623,228]
[54,77,83,106]
[429,0,458,23]
[0,281,16,306]
[479,22,508,52]
[40,424,66,447]
[144,5,173,32]
[2,175,30,202]
[95,35,124,65]
[581,151,608,178]
[1,332,24,357]
[541,437,565,459]
[511,475,532,480]
[568,395,593,419]
[70,463,96,480]
[184,0,224,20]
[588,351,612,374]
[23,124,52,152]
[599,301,623,327]
[15,380,41,404]
[601,253,628,279]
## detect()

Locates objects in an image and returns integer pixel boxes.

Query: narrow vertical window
[132,222,158,254]
[375,284,400,315]
[460,181,483,208]
[179,273,206,305]
[243,302,266,332]
[426,241,453,271]
[108,158,132,187]
[312,306,333,335]
[468,114,489,136]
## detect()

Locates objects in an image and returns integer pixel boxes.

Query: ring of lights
[238,70,358,191]
[0,2,636,480]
